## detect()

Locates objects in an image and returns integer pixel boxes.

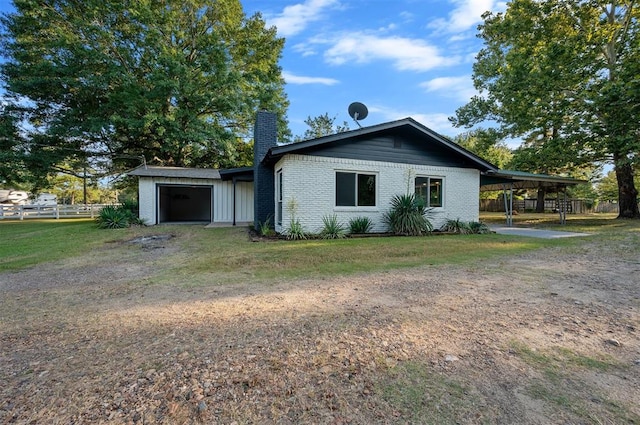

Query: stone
[444,354,459,363]
[605,338,621,347]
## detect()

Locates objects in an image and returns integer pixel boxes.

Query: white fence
[0,204,108,220]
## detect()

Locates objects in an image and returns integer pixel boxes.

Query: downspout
[232,177,237,226]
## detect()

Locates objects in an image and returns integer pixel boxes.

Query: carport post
[502,184,513,226]
[558,186,567,225]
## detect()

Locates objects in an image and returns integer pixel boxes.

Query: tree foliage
[452,128,513,169]
[294,113,350,142]
[0,0,289,187]
[452,0,640,218]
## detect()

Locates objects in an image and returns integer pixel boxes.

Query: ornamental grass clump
[468,221,491,234]
[441,218,471,234]
[96,201,145,229]
[320,214,346,239]
[348,216,373,234]
[284,197,307,240]
[96,205,131,229]
[383,194,433,236]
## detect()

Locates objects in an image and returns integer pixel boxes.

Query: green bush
[96,205,130,229]
[96,202,145,229]
[383,194,433,236]
[441,218,471,234]
[468,221,491,234]
[320,214,346,239]
[349,216,373,234]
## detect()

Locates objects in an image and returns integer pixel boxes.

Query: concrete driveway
[489,226,591,239]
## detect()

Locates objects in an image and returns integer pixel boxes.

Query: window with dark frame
[336,171,376,207]
[415,176,443,208]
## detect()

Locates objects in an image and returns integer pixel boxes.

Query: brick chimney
[253,111,277,229]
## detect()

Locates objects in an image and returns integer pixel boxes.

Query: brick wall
[274,154,480,233]
[253,111,278,228]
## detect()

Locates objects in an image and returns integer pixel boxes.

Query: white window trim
[334,169,379,211]
[276,169,283,226]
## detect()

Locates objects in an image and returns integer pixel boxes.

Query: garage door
[157,185,212,223]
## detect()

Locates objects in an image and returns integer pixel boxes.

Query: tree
[0,0,289,186]
[294,113,350,142]
[597,169,640,202]
[0,105,26,187]
[452,0,640,218]
[452,128,513,169]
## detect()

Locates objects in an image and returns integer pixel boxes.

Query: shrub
[349,216,373,234]
[468,221,491,234]
[259,215,276,237]
[441,218,471,234]
[96,202,146,228]
[320,214,346,239]
[285,218,307,240]
[120,199,139,216]
[96,205,130,229]
[383,194,433,236]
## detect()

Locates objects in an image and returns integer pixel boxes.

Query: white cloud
[420,75,477,102]
[368,105,456,135]
[428,0,498,33]
[282,71,339,86]
[267,0,340,37]
[323,33,459,72]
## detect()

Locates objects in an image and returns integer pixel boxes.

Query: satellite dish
[348,102,368,128]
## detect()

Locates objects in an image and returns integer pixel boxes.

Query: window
[415,176,443,208]
[276,169,283,225]
[336,172,376,207]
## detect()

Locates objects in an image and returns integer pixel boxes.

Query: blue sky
[246,0,507,140]
[0,0,508,141]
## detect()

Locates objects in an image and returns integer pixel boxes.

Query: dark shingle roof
[127,166,221,179]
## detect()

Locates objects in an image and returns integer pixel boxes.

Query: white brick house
[130,112,498,229]
[256,112,496,233]
[271,154,480,233]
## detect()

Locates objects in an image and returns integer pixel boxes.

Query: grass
[378,361,479,424]
[2,214,639,424]
[2,214,638,281]
[157,227,567,285]
[509,341,639,423]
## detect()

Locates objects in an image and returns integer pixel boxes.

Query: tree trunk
[614,154,640,219]
[536,188,546,213]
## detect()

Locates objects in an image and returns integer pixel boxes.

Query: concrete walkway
[489,226,591,239]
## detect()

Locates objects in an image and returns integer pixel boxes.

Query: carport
[480,170,586,226]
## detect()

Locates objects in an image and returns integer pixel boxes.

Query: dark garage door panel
[158,185,212,223]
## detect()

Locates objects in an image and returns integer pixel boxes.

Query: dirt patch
[1,233,638,424]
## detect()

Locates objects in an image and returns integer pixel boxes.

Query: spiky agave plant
[383,194,433,236]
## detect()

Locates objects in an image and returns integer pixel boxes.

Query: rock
[444,354,459,363]
[634,359,640,366]
[197,401,207,414]
[605,338,621,347]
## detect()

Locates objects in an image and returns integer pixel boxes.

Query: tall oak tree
[452,0,639,218]
[0,0,289,185]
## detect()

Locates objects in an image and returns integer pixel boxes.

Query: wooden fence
[480,199,633,214]
[0,204,108,220]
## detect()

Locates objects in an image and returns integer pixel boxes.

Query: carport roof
[480,170,586,191]
[128,165,221,179]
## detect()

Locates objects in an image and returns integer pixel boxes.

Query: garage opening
[158,185,212,223]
